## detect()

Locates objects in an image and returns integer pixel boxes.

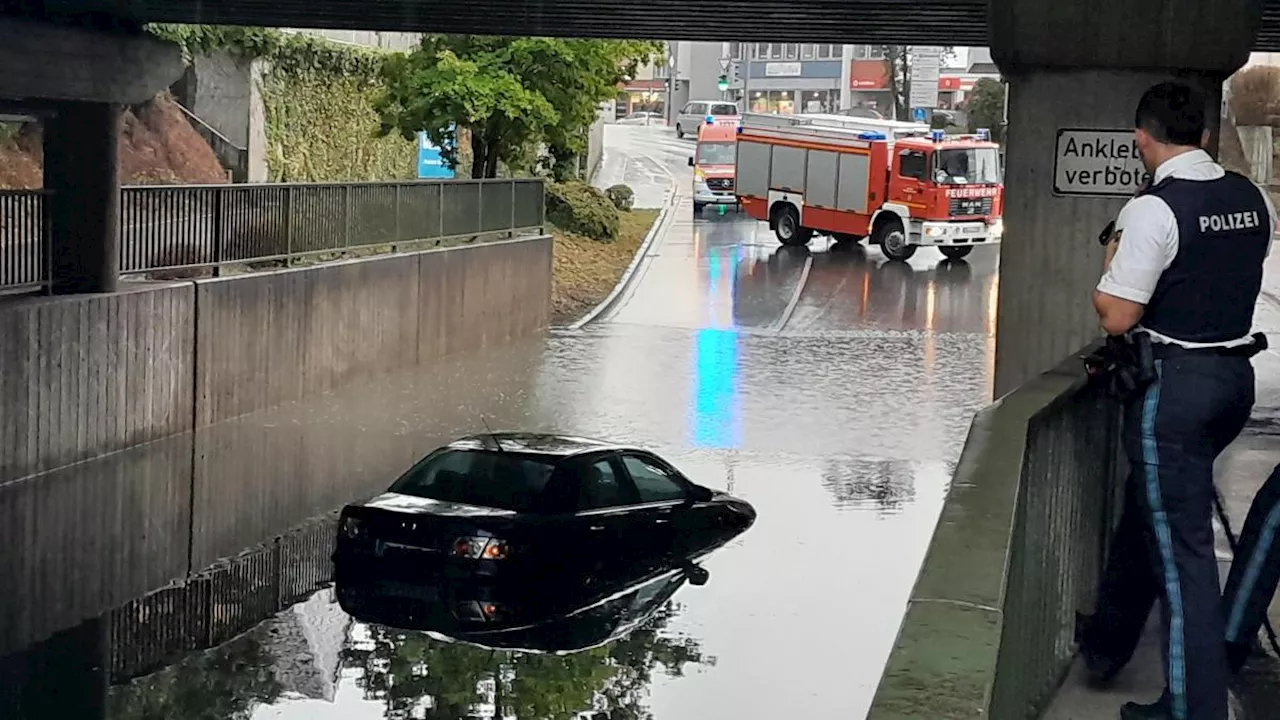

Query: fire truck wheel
[939,246,973,261]
[773,205,812,247]
[875,221,916,261]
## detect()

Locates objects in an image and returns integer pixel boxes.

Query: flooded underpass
[2,126,1000,719]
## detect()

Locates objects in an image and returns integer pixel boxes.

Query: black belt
[1148,332,1268,359]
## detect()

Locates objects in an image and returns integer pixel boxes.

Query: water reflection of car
[335,542,724,654]
[333,433,756,583]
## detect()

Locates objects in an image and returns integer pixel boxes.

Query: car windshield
[696,142,736,165]
[935,148,1002,185]
[387,449,558,512]
[709,104,739,116]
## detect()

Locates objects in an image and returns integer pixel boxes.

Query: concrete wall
[0,236,552,653]
[190,51,253,150]
[196,237,550,426]
[0,284,195,485]
[0,236,551,481]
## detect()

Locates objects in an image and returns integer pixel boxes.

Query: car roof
[446,432,634,458]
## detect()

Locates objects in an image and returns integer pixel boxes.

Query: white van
[675,100,740,139]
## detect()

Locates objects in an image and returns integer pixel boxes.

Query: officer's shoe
[1226,638,1253,675]
[1119,695,1171,720]
[1076,612,1123,687]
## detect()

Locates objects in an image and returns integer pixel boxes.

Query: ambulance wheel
[875,221,916,261]
[939,246,973,260]
[774,205,812,247]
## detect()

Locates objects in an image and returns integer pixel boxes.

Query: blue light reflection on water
[690,248,742,450]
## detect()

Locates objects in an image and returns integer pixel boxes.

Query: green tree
[966,77,1008,142]
[376,36,660,179]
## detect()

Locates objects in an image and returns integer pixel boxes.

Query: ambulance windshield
[696,142,737,165]
[935,147,1002,185]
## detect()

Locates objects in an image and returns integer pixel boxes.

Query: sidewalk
[1042,253,1280,719]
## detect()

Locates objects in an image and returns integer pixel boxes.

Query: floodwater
[5,126,1001,719]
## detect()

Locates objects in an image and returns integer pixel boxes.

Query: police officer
[1082,81,1277,720]
[1222,462,1280,672]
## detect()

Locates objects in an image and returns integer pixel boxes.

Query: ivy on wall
[149,24,417,182]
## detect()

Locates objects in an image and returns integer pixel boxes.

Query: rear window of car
[710,104,739,116]
[388,449,558,512]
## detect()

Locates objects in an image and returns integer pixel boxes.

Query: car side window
[621,455,686,503]
[578,459,630,510]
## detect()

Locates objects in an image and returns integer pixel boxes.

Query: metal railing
[867,350,1123,720]
[1,178,546,292]
[107,514,336,683]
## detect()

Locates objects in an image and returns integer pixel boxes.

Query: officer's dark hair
[1134,81,1206,147]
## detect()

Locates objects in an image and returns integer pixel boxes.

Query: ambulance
[734,112,1004,260]
[689,119,741,215]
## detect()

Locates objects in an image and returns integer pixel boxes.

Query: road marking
[771,252,814,333]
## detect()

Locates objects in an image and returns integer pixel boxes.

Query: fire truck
[734,113,1004,261]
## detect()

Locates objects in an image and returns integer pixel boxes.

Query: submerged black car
[335,543,718,654]
[333,433,756,582]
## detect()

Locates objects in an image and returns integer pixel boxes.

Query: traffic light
[717,74,729,92]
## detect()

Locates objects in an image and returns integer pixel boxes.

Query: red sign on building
[849,60,890,90]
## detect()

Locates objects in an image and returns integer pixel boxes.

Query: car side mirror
[688,156,695,167]
[688,484,713,503]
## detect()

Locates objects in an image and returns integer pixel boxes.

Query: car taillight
[452,536,509,560]
[341,516,363,539]
[453,600,505,622]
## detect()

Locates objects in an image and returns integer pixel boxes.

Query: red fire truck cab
[734,113,1004,261]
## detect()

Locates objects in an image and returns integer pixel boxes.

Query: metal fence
[107,514,337,683]
[1,178,546,292]
[866,351,1123,720]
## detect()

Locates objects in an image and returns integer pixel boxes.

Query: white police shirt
[1096,149,1279,347]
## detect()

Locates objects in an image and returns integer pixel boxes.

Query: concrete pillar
[44,102,123,295]
[989,0,1264,397]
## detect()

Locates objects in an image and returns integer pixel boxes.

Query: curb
[565,187,678,331]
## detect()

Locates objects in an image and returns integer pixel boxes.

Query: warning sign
[1053,129,1152,197]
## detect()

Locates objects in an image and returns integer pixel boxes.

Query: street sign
[908,46,943,109]
[912,107,927,122]
[727,59,745,90]
[417,131,455,179]
[1052,128,1149,197]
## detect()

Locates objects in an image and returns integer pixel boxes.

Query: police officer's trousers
[1083,353,1254,720]
[1223,462,1280,666]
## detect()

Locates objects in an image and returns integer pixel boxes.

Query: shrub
[605,184,635,211]
[545,181,620,242]
[1230,66,1280,127]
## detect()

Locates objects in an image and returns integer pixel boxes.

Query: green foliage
[966,78,1008,143]
[547,181,620,242]
[345,596,711,718]
[1230,65,1280,127]
[605,184,636,211]
[376,36,661,179]
[107,632,283,719]
[148,24,415,182]
[148,24,385,79]
[260,73,416,182]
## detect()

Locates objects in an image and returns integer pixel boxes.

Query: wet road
[39,126,1001,718]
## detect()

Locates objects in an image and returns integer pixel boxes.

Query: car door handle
[654,518,670,524]
[589,525,606,531]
